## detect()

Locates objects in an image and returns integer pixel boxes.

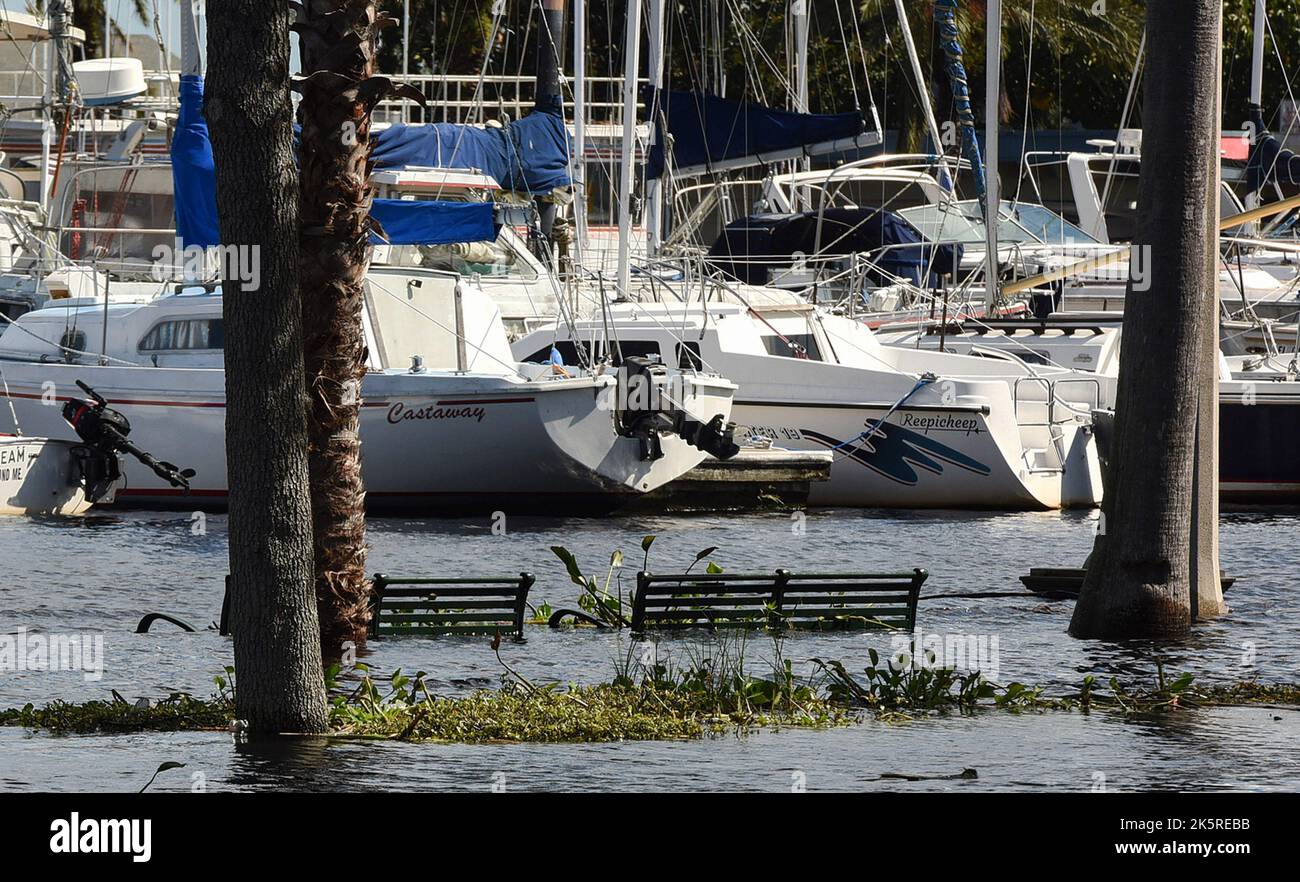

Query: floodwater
[1,506,1298,792]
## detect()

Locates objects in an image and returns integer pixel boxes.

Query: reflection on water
[1,506,1298,791]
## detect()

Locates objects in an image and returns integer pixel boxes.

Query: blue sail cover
[647,89,868,179]
[370,102,572,195]
[933,0,987,205]
[1247,107,1300,192]
[170,75,496,247]
[172,74,220,248]
[369,199,496,245]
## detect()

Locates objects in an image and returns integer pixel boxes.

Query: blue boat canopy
[368,198,496,246]
[647,88,878,179]
[370,98,572,195]
[170,74,499,249]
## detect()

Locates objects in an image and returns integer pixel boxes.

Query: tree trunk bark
[1070,0,1222,641]
[206,0,329,733]
[294,2,421,657]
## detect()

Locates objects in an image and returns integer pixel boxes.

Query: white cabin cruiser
[514,291,1104,510]
[0,267,739,513]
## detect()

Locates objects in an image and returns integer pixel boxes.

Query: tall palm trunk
[207,0,328,733]
[293,1,421,656]
[1069,0,1223,640]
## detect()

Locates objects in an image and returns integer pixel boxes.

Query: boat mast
[1247,0,1267,211]
[536,0,566,257]
[792,0,809,210]
[892,0,947,175]
[645,0,666,257]
[1250,0,1266,110]
[40,0,75,211]
[617,0,644,297]
[573,0,588,260]
[984,0,1001,310]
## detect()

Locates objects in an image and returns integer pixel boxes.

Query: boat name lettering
[897,413,981,434]
[387,402,487,424]
[0,446,28,466]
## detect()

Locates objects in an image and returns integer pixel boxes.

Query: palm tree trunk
[207,0,328,733]
[294,2,421,656]
[1069,0,1222,640]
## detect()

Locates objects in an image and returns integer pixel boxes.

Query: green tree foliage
[375,1,1297,135]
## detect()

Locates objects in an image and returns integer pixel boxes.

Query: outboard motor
[617,356,740,462]
[62,380,196,500]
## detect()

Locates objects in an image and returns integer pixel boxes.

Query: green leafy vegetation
[548,536,721,629]
[4,654,1297,741]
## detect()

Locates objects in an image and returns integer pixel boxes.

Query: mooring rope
[830,371,937,451]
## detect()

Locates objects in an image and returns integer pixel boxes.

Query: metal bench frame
[631,568,927,634]
[368,572,535,639]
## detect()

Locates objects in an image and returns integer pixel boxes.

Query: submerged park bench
[368,573,535,639]
[631,569,927,634]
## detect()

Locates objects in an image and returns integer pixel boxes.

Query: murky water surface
[1,507,1297,792]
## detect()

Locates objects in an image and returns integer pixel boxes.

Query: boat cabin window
[677,342,704,370]
[59,329,87,354]
[139,319,225,352]
[762,333,821,361]
[606,340,662,365]
[520,339,665,367]
[416,237,537,280]
[521,340,593,366]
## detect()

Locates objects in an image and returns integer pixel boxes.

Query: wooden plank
[377,586,524,597]
[380,612,517,624]
[774,593,909,608]
[376,577,530,586]
[780,582,916,593]
[641,573,781,585]
[375,625,517,636]
[640,584,776,596]
[640,596,773,608]
[782,606,913,619]
[378,599,518,611]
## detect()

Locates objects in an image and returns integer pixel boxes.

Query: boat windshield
[898,200,1101,247]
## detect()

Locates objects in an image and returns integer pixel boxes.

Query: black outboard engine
[62,380,195,500]
[617,356,740,462]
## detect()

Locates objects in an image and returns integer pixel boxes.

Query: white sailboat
[0,267,737,511]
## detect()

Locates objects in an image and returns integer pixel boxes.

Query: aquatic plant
[0,691,234,735]
[5,653,1299,742]
[549,537,723,629]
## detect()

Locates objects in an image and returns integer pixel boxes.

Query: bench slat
[370,573,532,639]
[780,607,914,619]
[374,625,514,635]
[632,569,923,633]
[378,599,519,611]
[380,612,518,624]
[374,586,525,597]
[641,596,773,608]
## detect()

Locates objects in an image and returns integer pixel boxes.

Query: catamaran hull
[0,366,734,513]
[730,400,1094,510]
[0,437,94,516]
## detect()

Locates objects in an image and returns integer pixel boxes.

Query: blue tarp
[707,208,962,288]
[370,101,572,195]
[647,89,867,179]
[369,199,496,245]
[172,74,220,248]
[170,75,498,248]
